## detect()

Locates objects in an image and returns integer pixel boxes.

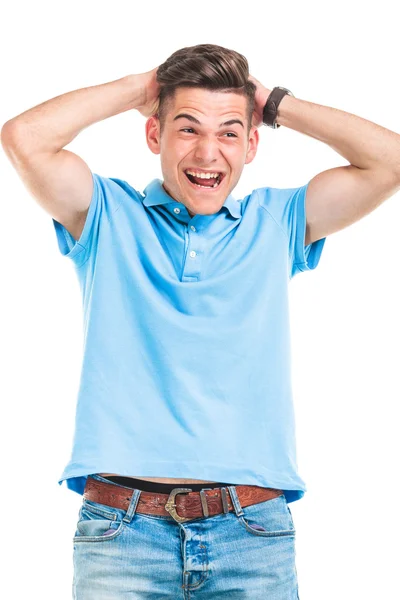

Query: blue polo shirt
[52,171,326,504]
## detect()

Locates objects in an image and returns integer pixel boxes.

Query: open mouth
[184,170,225,191]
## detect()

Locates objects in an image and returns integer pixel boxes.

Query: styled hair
[155,43,256,137]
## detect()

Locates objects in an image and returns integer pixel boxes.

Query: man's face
[145,87,259,216]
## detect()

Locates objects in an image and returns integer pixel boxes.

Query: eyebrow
[173,113,244,129]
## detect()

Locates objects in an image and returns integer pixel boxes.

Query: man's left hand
[248,74,271,129]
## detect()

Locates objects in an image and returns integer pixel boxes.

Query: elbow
[1,119,24,148]
[1,119,36,161]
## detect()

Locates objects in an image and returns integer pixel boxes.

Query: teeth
[192,181,219,189]
[185,170,221,179]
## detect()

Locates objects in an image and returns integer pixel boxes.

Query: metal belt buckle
[164,488,193,523]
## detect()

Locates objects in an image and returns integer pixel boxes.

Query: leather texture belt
[83,476,284,523]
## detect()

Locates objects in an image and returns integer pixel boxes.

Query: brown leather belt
[83,476,284,523]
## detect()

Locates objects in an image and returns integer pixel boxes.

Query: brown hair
[155,43,256,137]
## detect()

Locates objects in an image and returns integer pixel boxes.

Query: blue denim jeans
[72,474,299,599]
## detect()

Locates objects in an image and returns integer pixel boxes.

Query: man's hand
[248,74,271,129]
[135,67,161,118]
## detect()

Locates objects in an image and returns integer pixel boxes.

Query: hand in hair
[135,66,161,118]
[248,74,272,129]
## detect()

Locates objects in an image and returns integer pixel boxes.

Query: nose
[193,136,220,165]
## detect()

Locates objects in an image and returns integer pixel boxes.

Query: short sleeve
[52,171,122,267]
[257,182,326,279]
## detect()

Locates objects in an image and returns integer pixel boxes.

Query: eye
[180,128,237,137]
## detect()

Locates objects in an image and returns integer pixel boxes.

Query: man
[2,43,399,598]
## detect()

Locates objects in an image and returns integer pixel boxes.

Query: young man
[2,43,399,598]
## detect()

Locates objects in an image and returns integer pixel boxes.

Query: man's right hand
[135,67,161,118]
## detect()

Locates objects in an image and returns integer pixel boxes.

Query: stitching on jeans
[82,501,118,521]
[185,543,209,590]
[239,515,296,537]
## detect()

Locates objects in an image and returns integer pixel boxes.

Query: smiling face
[145,87,259,216]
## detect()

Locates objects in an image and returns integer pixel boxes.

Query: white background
[1,1,399,598]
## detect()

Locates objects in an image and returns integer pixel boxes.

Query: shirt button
[189,250,197,258]
[190,225,196,231]
[174,207,180,214]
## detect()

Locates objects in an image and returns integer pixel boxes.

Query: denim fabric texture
[72,474,300,599]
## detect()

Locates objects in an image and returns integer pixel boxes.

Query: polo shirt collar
[142,179,241,219]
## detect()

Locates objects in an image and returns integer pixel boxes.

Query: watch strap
[263,87,294,128]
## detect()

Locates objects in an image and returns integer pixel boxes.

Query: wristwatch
[262,86,294,128]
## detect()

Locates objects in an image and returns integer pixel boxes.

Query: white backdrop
[1,1,399,598]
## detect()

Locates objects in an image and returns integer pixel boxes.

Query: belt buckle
[164,488,193,523]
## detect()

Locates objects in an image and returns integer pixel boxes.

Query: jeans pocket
[73,499,126,543]
[286,503,296,531]
[238,494,296,538]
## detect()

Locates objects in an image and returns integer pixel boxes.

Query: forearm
[276,93,400,174]
[2,74,145,154]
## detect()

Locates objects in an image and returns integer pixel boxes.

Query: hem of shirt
[293,181,326,274]
[57,460,307,504]
[51,170,99,265]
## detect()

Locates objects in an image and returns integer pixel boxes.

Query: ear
[244,126,260,165]
[145,116,161,155]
